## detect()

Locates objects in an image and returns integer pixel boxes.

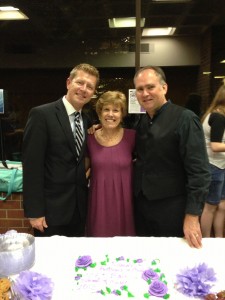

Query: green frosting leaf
[90,263,97,268]
[100,289,106,295]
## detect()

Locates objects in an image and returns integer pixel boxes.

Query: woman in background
[201,81,225,237]
[86,91,136,237]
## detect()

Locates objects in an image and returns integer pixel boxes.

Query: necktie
[74,112,83,158]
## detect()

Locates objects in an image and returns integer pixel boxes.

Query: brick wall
[211,25,225,94]
[197,25,225,111]
[0,192,33,235]
[197,28,212,111]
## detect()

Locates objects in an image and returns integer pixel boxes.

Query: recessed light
[214,76,225,79]
[0,6,18,11]
[152,0,192,2]
[108,18,145,28]
[0,6,28,20]
[142,27,176,36]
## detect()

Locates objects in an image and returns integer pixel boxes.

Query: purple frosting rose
[75,255,92,268]
[148,280,168,297]
[117,256,124,261]
[142,269,159,281]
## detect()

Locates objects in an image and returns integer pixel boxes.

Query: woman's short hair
[96,91,127,118]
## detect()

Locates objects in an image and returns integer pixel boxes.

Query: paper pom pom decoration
[176,263,217,297]
[14,270,54,300]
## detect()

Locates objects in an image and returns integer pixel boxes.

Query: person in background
[133,66,210,248]
[200,81,225,238]
[86,91,136,237]
[22,63,99,237]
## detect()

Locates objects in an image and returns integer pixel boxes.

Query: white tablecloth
[29,236,224,299]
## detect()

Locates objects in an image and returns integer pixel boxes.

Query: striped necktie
[74,112,83,158]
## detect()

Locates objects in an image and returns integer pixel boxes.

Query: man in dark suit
[22,63,99,237]
[133,66,210,249]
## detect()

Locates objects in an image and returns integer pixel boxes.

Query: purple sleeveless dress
[86,129,136,237]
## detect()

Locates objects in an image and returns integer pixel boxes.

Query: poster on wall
[128,89,145,114]
[0,89,4,114]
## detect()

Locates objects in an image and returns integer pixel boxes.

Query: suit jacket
[22,98,90,226]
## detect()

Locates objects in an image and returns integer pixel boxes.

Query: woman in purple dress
[86,91,136,237]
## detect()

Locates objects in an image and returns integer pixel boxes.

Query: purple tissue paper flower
[75,255,92,268]
[142,269,159,281]
[176,263,217,297]
[148,280,168,297]
[14,270,54,300]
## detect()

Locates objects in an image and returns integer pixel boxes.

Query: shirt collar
[62,96,82,116]
[158,99,170,114]
[147,100,171,121]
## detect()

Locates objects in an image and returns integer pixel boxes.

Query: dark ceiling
[1,0,225,54]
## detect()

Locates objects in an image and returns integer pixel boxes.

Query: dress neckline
[93,128,124,148]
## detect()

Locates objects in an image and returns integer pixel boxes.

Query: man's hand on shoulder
[88,124,102,134]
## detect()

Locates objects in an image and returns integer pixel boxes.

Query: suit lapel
[54,99,90,163]
[55,99,77,157]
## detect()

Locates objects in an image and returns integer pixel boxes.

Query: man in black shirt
[133,66,210,248]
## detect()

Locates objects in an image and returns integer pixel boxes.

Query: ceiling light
[220,60,225,63]
[152,0,192,2]
[0,6,18,11]
[142,27,176,36]
[0,6,28,20]
[203,72,211,75]
[108,18,145,28]
[214,76,225,79]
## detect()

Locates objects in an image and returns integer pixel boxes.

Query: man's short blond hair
[69,63,100,87]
